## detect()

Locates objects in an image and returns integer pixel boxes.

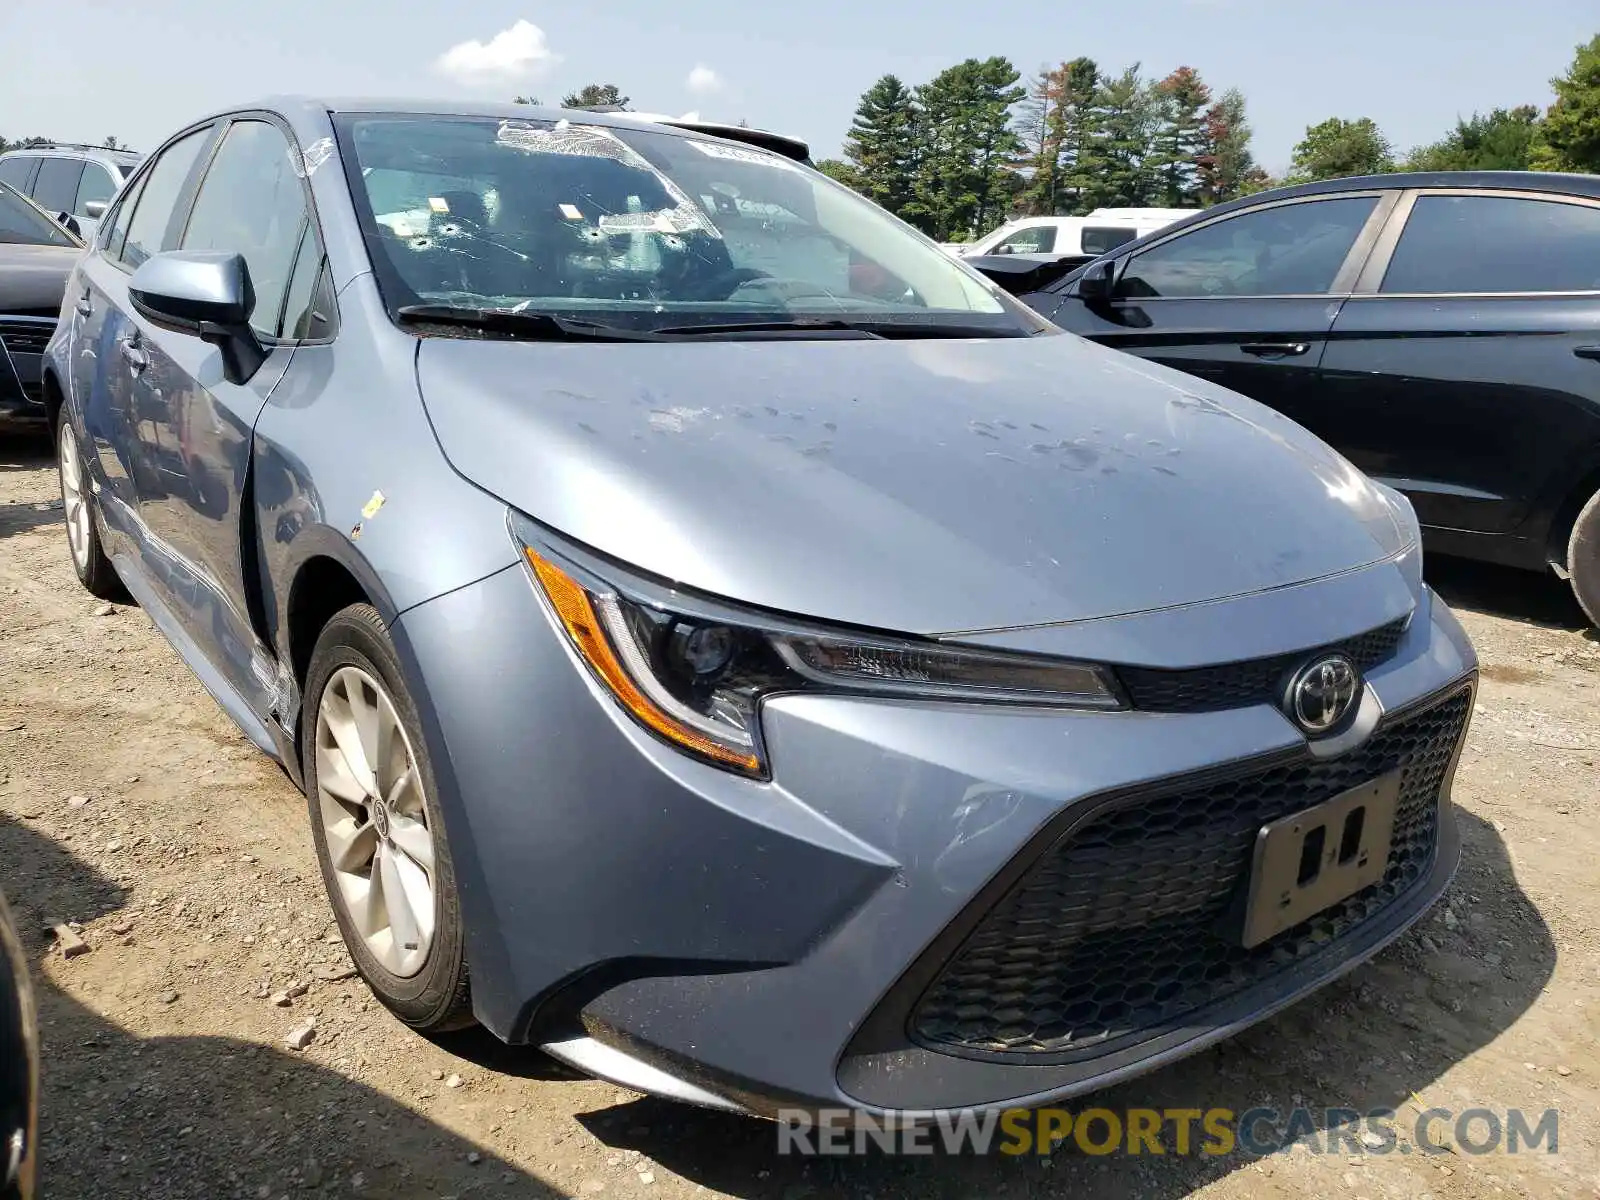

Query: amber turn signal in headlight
[523,547,764,774]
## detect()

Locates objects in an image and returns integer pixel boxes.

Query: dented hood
[416,332,1409,636]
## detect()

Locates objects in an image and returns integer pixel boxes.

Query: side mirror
[129,251,266,385]
[84,200,108,220]
[1077,259,1118,303]
[55,211,81,237]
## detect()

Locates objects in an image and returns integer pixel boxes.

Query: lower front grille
[910,688,1471,1060]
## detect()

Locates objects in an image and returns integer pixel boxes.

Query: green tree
[1405,106,1541,171]
[1076,66,1158,209]
[1533,34,1600,172]
[1289,117,1394,181]
[842,75,921,216]
[1015,64,1068,214]
[1197,87,1264,203]
[908,57,1026,239]
[512,95,542,105]
[1147,66,1212,206]
[560,84,630,110]
[814,158,864,192]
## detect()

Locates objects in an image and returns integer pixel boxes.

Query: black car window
[1081,225,1137,256]
[1118,196,1379,298]
[73,164,116,217]
[121,129,208,270]
[0,157,37,192]
[180,120,310,339]
[101,170,148,259]
[279,224,333,341]
[0,183,77,247]
[1381,194,1600,295]
[30,157,84,215]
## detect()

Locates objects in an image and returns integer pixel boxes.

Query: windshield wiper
[396,305,666,342]
[649,318,884,339]
[650,317,1036,340]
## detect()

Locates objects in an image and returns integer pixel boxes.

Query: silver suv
[0,144,142,241]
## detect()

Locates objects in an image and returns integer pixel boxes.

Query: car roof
[0,144,141,166]
[207,95,810,162]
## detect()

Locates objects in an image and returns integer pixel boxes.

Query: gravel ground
[2,433,1597,1200]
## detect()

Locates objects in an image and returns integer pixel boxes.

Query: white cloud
[685,65,723,97]
[435,20,561,87]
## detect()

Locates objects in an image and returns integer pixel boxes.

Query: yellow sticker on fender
[362,490,387,519]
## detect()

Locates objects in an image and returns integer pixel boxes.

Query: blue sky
[1,0,1594,174]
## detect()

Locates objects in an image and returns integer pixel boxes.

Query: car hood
[416,332,1409,635]
[0,242,78,312]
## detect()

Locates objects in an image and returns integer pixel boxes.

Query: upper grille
[909,687,1470,1060]
[1117,617,1408,714]
[0,318,53,356]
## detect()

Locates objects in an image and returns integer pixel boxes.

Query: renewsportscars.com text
[776,1106,1559,1157]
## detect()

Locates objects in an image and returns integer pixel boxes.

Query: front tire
[302,604,474,1032]
[56,413,127,601]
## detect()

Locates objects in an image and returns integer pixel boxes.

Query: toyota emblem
[1286,654,1361,735]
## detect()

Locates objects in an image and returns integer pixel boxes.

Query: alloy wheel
[58,421,90,573]
[314,665,436,978]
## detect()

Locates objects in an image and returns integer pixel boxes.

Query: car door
[1321,190,1600,539]
[1046,193,1394,422]
[71,126,213,535]
[122,116,311,714]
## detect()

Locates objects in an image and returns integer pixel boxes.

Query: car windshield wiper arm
[396,305,666,342]
[648,318,883,339]
[651,318,1036,340]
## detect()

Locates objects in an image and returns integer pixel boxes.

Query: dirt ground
[1,431,1597,1200]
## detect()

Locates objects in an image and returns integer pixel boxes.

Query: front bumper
[395,561,1476,1117]
[0,318,52,431]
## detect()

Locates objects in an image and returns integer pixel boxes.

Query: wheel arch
[40,364,64,430]
[1544,458,1600,571]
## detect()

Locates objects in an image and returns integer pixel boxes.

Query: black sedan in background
[0,180,82,432]
[1019,172,1600,626]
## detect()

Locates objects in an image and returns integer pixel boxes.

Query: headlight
[512,518,1123,777]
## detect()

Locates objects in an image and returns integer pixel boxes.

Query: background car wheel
[56,414,127,602]
[1567,488,1600,630]
[301,604,474,1033]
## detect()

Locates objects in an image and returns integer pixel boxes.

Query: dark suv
[1027,173,1600,625]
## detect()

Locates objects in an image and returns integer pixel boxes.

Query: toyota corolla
[42,97,1476,1118]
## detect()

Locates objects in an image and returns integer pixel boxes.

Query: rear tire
[1567,487,1600,629]
[301,603,474,1033]
[56,412,128,602]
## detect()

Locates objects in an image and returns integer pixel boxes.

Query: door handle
[1576,346,1600,362]
[1240,342,1311,358]
[74,291,93,319]
[119,337,149,374]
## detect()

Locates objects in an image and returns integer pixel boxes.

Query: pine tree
[1198,88,1263,204]
[843,75,921,217]
[909,58,1026,239]
[560,84,630,110]
[1079,66,1157,209]
[1147,66,1212,207]
[1015,65,1068,215]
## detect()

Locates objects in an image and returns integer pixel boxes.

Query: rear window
[1381,194,1600,294]
[30,157,84,215]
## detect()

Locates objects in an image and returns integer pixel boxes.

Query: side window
[179,120,310,339]
[100,170,148,259]
[30,157,84,215]
[1118,197,1379,298]
[280,225,335,341]
[1381,195,1600,295]
[121,128,209,270]
[1081,225,1137,257]
[72,164,116,218]
[992,226,1057,255]
[0,157,37,192]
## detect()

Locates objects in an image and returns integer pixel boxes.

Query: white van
[950,208,1193,260]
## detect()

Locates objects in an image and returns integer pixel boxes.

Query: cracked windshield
[342,114,1015,332]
